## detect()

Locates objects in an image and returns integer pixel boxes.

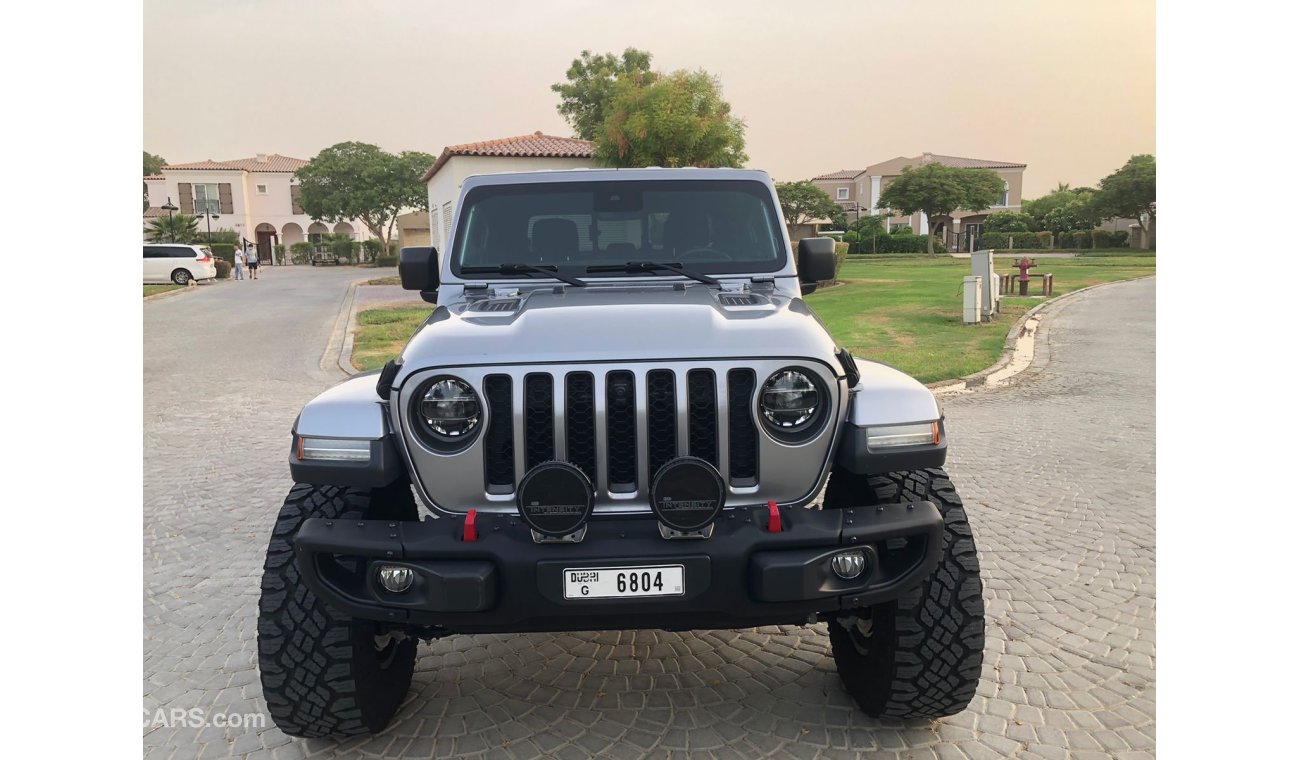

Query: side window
[169,247,196,258]
[143,247,165,259]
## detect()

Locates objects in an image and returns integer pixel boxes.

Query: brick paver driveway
[144,271,1155,759]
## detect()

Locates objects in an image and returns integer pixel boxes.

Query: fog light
[831,550,866,579]
[377,565,414,593]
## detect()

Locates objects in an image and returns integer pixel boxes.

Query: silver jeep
[257,168,985,738]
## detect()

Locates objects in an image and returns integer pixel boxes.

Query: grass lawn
[810,256,1155,382]
[350,256,1155,381]
[144,284,183,297]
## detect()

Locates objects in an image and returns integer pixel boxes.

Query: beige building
[812,153,1027,251]
[143,153,373,261]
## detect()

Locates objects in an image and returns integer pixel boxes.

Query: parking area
[144,269,1154,759]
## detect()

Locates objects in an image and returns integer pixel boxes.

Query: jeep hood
[394,284,840,379]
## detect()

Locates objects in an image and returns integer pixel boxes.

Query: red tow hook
[463,509,479,542]
[766,501,782,533]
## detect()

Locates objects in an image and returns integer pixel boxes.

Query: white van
[143,244,218,285]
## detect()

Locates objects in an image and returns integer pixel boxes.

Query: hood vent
[469,299,522,313]
[718,293,761,307]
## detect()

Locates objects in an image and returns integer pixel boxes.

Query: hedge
[209,243,236,263]
[214,260,231,279]
[374,255,398,268]
[978,229,1128,250]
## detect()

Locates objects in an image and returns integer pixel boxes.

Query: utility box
[971,249,999,321]
[963,276,983,324]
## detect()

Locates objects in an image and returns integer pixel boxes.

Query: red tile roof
[143,175,165,181]
[143,206,167,218]
[161,154,310,173]
[917,153,1026,169]
[421,131,595,182]
[812,169,862,181]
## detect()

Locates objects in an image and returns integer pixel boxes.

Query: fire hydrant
[1014,256,1038,296]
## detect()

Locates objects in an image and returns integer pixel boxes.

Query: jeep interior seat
[530,218,579,263]
[601,242,638,259]
[663,210,712,257]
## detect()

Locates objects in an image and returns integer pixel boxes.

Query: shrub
[214,259,231,279]
[874,231,932,253]
[209,243,236,263]
[374,255,398,268]
[1091,229,1129,248]
[362,239,385,263]
[289,242,312,264]
[273,243,287,264]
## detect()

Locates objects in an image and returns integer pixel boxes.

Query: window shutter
[218,183,233,214]
[290,185,303,215]
[178,183,193,214]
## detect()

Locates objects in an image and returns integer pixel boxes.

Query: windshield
[450,179,786,278]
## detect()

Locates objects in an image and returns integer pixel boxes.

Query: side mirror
[399,246,439,294]
[797,237,837,294]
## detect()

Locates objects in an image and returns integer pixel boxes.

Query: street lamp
[160,198,179,243]
[197,210,220,247]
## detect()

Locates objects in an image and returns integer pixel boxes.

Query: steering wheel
[677,246,733,261]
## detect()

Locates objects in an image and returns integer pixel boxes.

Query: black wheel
[823,467,985,718]
[257,480,419,737]
[170,268,192,285]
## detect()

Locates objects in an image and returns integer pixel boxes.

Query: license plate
[563,565,685,600]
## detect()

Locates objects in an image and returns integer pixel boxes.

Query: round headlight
[418,377,480,440]
[760,369,821,432]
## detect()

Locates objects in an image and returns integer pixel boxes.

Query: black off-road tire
[823,467,985,718]
[257,480,419,738]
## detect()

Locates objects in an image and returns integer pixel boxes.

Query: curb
[320,280,360,377]
[143,282,204,303]
[927,275,1154,395]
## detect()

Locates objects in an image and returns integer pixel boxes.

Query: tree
[144,151,167,176]
[850,214,887,254]
[1023,187,1102,233]
[776,181,841,227]
[875,164,1003,255]
[552,48,654,140]
[145,213,199,243]
[294,142,435,256]
[985,210,1033,232]
[594,69,747,168]
[1094,154,1156,234]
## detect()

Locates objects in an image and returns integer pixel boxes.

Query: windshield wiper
[584,260,720,287]
[460,263,587,287]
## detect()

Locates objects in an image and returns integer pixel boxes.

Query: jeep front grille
[397,360,841,515]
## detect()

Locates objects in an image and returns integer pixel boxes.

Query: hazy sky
[144,0,1154,197]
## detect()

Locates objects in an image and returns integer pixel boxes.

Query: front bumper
[294,502,944,634]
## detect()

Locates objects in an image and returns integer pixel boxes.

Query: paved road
[144,272,1155,759]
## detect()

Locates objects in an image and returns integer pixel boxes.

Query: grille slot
[605,371,638,491]
[482,375,514,488]
[524,374,554,469]
[719,293,760,306]
[565,373,597,482]
[686,369,718,467]
[727,369,759,485]
[646,370,677,478]
[470,299,521,312]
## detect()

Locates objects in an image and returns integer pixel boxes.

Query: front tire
[823,468,985,718]
[257,481,419,737]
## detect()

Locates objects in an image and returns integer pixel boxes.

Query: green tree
[775,181,841,228]
[145,213,199,243]
[552,48,654,140]
[1094,154,1156,235]
[144,151,166,176]
[876,164,1003,255]
[295,142,436,255]
[849,214,887,254]
[984,210,1033,232]
[1023,187,1102,232]
[594,69,747,168]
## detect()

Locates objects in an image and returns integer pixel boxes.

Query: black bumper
[293,502,944,634]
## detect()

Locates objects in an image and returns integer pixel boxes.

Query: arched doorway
[281,222,304,247]
[255,223,279,265]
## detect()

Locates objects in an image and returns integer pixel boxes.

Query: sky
[143,0,1154,198]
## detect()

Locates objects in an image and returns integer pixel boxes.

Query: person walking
[247,244,260,280]
[233,246,246,280]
